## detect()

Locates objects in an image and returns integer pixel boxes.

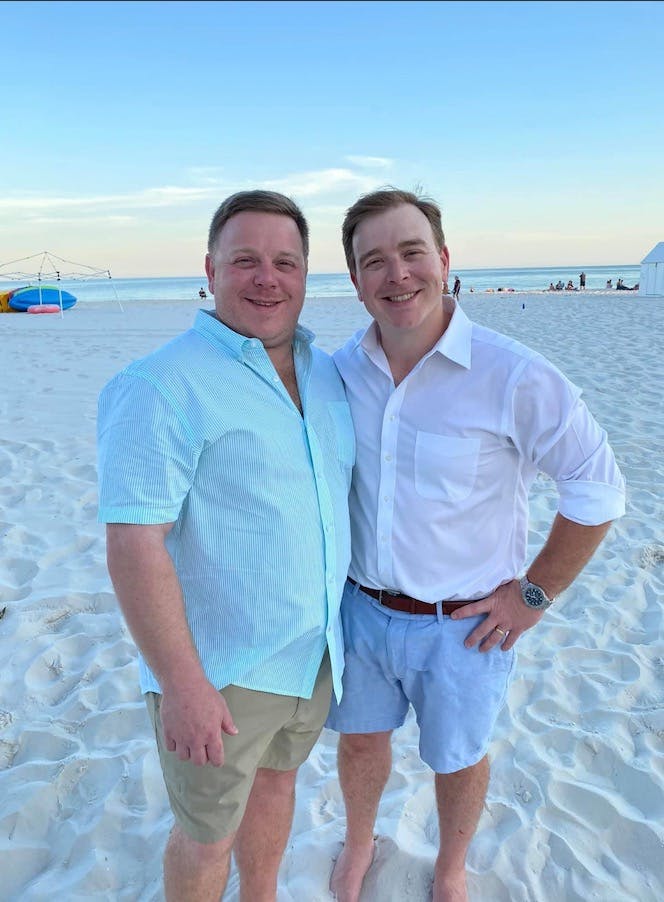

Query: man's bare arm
[106,523,237,764]
[526,513,612,600]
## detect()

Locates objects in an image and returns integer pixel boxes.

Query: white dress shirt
[334,301,626,602]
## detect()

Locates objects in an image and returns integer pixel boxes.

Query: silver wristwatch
[519,576,555,610]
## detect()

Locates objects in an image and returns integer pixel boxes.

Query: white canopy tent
[0,250,123,313]
[639,243,664,297]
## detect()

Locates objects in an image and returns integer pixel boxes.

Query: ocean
[0,263,642,304]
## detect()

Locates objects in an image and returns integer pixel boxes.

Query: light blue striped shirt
[97,310,354,701]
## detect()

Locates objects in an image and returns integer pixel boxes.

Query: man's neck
[379,300,453,386]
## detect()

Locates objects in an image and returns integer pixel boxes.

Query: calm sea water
[0,264,642,303]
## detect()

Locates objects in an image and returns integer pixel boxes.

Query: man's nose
[253,261,277,286]
[385,258,409,282]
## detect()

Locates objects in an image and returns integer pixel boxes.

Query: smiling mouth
[247,297,282,307]
[385,290,418,303]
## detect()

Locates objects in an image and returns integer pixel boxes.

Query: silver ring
[494,627,507,636]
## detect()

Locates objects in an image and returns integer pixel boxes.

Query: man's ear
[439,245,450,285]
[350,271,362,303]
[204,253,215,293]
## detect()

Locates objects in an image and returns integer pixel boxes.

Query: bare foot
[432,868,468,902]
[330,840,375,902]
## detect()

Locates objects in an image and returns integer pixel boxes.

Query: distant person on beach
[606,279,613,288]
[556,279,564,290]
[566,280,575,290]
[548,282,555,291]
[198,286,207,298]
[97,190,353,901]
[453,275,461,300]
[326,188,626,902]
[580,271,586,289]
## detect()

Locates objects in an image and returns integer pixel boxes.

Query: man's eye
[365,259,382,269]
[276,260,296,269]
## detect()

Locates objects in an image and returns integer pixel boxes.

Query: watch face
[524,585,547,608]
[520,577,551,609]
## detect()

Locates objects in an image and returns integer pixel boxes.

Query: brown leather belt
[348,578,475,615]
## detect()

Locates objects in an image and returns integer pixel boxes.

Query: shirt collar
[359,299,473,370]
[193,309,314,361]
[435,299,472,369]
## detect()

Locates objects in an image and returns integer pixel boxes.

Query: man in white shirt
[326,189,625,902]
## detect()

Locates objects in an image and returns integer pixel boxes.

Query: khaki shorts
[145,652,332,844]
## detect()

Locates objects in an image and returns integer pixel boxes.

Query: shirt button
[383,496,390,502]
[385,454,392,462]
[389,415,395,422]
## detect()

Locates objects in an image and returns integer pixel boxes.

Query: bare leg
[234,766,298,902]
[330,731,392,902]
[432,755,489,902]
[164,823,235,902]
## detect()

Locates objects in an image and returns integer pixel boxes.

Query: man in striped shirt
[97,191,353,901]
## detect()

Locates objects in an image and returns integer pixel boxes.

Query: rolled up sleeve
[539,401,626,525]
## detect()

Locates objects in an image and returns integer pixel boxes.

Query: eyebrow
[230,246,301,258]
[358,238,427,267]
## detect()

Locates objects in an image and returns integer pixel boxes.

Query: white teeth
[388,291,416,303]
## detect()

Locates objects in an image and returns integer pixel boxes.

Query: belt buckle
[378,588,401,604]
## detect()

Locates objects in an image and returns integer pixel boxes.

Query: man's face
[205,211,307,352]
[350,203,449,343]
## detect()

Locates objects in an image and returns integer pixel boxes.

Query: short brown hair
[342,187,445,273]
[207,190,309,260]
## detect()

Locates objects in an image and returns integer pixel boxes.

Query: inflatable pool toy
[0,289,22,312]
[27,304,62,314]
[8,285,77,311]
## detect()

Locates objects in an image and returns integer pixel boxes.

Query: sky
[1,0,663,278]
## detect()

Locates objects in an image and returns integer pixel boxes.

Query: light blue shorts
[326,580,516,774]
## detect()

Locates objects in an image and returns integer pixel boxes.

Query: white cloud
[0,164,387,223]
[345,155,393,169]
[26,215,136,226]
[0,185,222,216]
[262,168,383,199]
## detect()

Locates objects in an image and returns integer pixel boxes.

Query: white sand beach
[1,290,663,901]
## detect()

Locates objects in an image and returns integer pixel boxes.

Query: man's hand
[159,678,238,767]
[451,580,544,652]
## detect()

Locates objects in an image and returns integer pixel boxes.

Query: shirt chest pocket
[414,432,480,502]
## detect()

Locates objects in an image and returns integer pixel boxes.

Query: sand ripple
[1,296,662,900]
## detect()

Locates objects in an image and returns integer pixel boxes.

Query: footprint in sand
[0,556,39,588]
[639,543,664,567]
